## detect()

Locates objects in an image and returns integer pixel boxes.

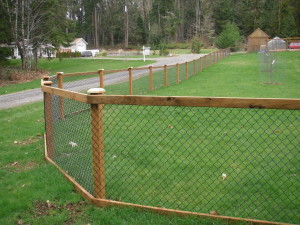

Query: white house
[3,43,55,59]
[60,38,88,52]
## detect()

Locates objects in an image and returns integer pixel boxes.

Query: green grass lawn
[104,51,300,98]
[0,58,155,95]
[1,51,299,224]
[153,51,300,98]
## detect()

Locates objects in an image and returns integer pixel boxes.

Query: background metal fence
[42,83,300,224]
[46,49,230,96]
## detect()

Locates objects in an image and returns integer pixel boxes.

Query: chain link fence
[43,86,300,224]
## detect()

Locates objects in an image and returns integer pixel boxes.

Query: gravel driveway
[0,54,205,109]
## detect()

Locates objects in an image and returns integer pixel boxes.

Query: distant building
[2,42,55,59]
[267,37,286,51]
[247,28,269,52]
[59,38,88,53]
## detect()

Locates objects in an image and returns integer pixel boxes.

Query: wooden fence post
[164,64,168,87]
[193,59,196,75]
[149,66,153,91]
[43,77,54,159]
[57,72,65,119]
[88,88,106,199]
[185,62,188,80]
[214,52,216,64]
[176,63,180,84]
[128,67,133,95]
[200,57,202,72]
[99,69,104,88]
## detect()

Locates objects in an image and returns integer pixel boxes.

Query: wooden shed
[247,28,269,52]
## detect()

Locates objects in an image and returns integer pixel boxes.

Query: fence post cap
[87,88,106,95]
[128,67,133,70]
[43,81,53,86]
[57,72,64,75]
[98,69,104,71]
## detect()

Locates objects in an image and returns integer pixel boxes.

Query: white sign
[142,46,151,56]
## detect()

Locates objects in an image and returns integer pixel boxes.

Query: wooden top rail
[63,71,99,77]
[41,85,88,103]
[41,85,300,110]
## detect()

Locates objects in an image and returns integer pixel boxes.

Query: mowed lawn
[104,51,300,98]
[153,51,300,98]
[0,51,299,224]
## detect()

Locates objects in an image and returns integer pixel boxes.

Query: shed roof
[248,28,269,38]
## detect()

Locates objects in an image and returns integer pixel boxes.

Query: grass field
[0,51,299,224]
[0,58,155,95]
[103,51,300,99]
[153,51,300,98]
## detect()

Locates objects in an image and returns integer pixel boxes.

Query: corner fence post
[128,67,133,95]
[185,62,188,80]
[176,63,179,84]
[88,88,106,199]
[57,72,65,119]
[99,69,104,88]
[149,66,153,91]
[43,77,54,159]
[164,64,168,87]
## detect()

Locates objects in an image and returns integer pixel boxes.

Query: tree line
[71,0,299,48]
[0,0,299,69]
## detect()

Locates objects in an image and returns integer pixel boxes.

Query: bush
[215,22,242,50]
[159,42,169,56]
[166,42,191,49]
[191,36,202,53]
[0,47,12,66]
[56,51,81,58]
[101,50,108,56]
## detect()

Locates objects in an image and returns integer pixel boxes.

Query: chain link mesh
[49,74,58,87]
[49,95,94,193]
[46,94,299,224]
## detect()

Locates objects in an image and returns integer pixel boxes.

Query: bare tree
[1,0,69,70]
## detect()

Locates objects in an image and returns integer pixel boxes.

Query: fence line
[52,48,230,95]
[41,79,300,224]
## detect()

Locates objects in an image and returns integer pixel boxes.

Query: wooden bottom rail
[44,134,292,225]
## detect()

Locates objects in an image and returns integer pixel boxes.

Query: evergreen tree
[215,22,242,50]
